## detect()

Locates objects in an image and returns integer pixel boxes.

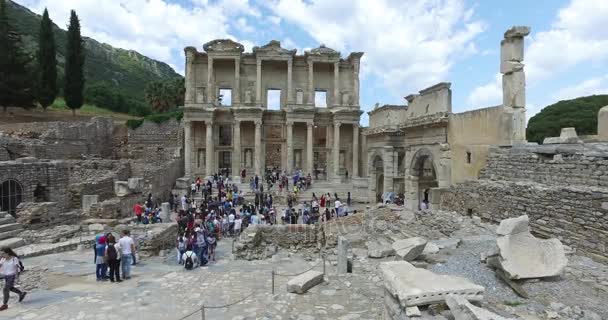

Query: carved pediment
[253,40,296,56]
[203,39,245,53]
[307,44,340,58]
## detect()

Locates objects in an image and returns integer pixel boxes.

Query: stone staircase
[0,212,25,249]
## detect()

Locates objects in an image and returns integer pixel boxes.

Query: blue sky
[17,0,608,125]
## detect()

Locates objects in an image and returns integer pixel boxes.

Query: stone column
[307,122,314,175]
[501,26,530,145]
[326,124,333,179]
[383,146,394,194]
[233,58,241,105]
[287,57,293,104]
[353,59,360,106]
[286,121,293,174]
[333,122,341,182]
[184,49,196,104]
[256,58,262,105]
[232,120,241,181]
[337,236,349,274]
[333,61,340,106]
[352,123,359,178]
[207,56,214,104]
[307,59,314,105]
[205,121,214,177]
[254,120,262,175]
[184,121,193,178]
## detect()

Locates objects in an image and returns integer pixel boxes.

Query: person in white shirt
[334,199,342,216]
[234,216,242,236]
[118,230,136,279]
[181,195,187,211]
[0,248,26,310]
[182,246,199,269]
[228,212,235,236]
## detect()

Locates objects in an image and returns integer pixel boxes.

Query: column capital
[254,120,263,126]
[233,119,241,125]
[307,58,314,66]
[256,57,262,65]
[307,122,314,128]
[334,121,341,127]
[205,120,214,125]
[286,121,294,127]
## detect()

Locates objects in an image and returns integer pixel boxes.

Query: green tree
[144,78,185,113]
[37,8,57,111]
[527,94,608,143]
[0,0,36,112]
[64,10,85,116]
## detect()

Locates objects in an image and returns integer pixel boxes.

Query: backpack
[184,252,194,270]
[107,244,118,260]
[17,259,24,273]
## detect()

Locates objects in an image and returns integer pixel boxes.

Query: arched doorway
[411,150,438,210]
[372,155,384,202]
[0,179,23,216]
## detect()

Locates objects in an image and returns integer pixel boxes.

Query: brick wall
[439,143,608,261]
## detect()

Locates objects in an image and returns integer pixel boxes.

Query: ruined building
[182,40,363,182]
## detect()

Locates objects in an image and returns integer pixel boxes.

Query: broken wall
[439,144,608,261]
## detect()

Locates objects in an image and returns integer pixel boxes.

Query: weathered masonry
[183,40,364,182]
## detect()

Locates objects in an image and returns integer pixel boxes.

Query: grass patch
[49,98,138,119]
[125,110,183,129]
[503,300,525,307]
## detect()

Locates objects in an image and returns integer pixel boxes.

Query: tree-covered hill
[527,95,608,143]
[7,0,183,105]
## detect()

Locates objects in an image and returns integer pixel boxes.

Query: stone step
[0,223,24,234]
[0,237,25,249]
[0,229,22,241]
[0,216,16,225]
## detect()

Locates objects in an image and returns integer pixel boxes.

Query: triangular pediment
[253,40,296,56]
[203,39,245,53]
[307,44,340,58]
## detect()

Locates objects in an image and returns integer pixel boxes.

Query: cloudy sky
[16,0,608,125]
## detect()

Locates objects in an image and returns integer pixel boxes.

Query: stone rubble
[487,215,568,279]
[286,270,325,294]
[392,237,427,261]
[445,294,515,320]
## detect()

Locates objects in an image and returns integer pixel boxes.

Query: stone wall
[234,224,319,260]
[67,160,131,209]
[439,144,608,261]
[130,158,183,200]
[0,118,116,160]
[0,158,70,213]
[126,119,182,162]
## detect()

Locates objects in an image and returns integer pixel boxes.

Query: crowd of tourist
[93,229,136,283]
[167,170,354,270]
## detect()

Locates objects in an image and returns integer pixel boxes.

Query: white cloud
[526,0,608,84]
[16,0,254,73]
[267,0,484,102]
[466,73,501,108]
[552,75,608,101]
[467,0,608,112]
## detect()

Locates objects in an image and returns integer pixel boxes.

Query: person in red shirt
[133,202,143,224]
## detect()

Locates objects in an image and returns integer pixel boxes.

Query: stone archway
[409,148,438,210]
[0,179,23,216]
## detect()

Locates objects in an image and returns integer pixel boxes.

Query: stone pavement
[1,239,383,320]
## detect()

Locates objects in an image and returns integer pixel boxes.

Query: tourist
[95,236,108,281]
[206,231,217,262]
[181,194,188,211]
[133,202,143,224]
[196,177,202,192]
[228,210,235,236]
[234,215,242,236]
[118,230,135,279]
[176,233,186,264]
[335,197,342,217]
[0,248,26,311]
[182,245,199,270]
[105,234,122,283]
[320,194,326,208]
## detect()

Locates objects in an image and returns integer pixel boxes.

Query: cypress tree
[37,8,57,111]
[0,0,36,112]
[64,10,85,116]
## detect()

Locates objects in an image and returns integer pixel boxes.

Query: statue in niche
[296,89,304,105]
[196,87,206,103]
[244,149,253,167]
[341,92,350,106]
[245,89,252,104]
